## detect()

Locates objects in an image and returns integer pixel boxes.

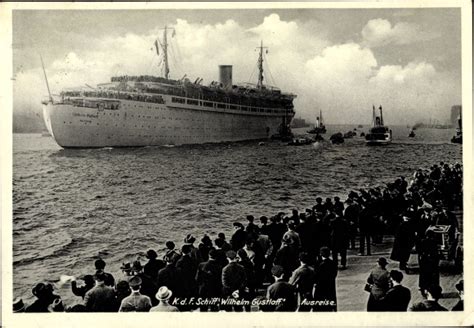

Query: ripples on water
[13,125,462,304]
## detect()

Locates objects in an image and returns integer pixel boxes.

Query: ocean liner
[41,27,296,148]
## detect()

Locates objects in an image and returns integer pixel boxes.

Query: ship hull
[42,99,292,148]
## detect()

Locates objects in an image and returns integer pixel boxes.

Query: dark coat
[313,258,337,304]
[95,270,115,288]
[176,254,198,296]
[231,229,248,251]
[221,262,246,295]
[266,280,297,311]
[84,284,116,312]
[418,237,440,290]
[137,272,158,306]
[274,245,299,277]
[390,219,416,263]
[157,264,182,297]
[144,259,165,280]
[25,294,60,313]
[195,259,222,297]
[381,285,411,311]
[330,217,350,250]
[289,264,315,299]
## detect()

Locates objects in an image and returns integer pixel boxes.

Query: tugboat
[451,110,462,144]
[307,110,326,134]
[408,129,416,138]
[365,105,392,145]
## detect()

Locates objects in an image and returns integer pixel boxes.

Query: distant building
[290,117,309,128]
[451,105,462,126]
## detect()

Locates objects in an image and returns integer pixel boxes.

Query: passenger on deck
[118,276,152,312]
[366,257,390,312]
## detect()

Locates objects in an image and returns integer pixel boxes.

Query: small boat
[330,132,344,144]
[288,137,314,146]
[343,131,357,138]
[365,105,392,145]
[408,130,415,138]
[307,110,326,134]
[451,111,462,144]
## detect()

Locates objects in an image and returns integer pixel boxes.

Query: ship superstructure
[41,27,296,148]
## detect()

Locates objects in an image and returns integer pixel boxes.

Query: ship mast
[379,105,384,126]
[163,26,170,80]
[256,40,268,89]
[156,26,175,80]
[40,55,53,103]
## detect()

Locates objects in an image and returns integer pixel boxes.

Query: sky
[12,7,462,125]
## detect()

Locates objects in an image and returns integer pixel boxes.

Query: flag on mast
[172,29,176,37]
[154,40,160,55]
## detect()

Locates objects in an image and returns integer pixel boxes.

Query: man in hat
[71,275,95,299]
[217,233,232,252]
[25,283,61,312]
[452,279,463,311]
[266,265,297,311]
[231,222,248,251]
[94,259,115,288]
[274,234,299,281]
[343,198,359,250]
[380,270,411,311]
[366,257,390,311]
[84,272,116,312]
[195,249,223,311]
[313,247,337,312]
[176,244,198,309]
[329,214,349,269]
[119,262,133,282]
[246,215,260,236]
[144,249,165,280]
[221,250,247,311]
[150,286,179,312]
[333,197,344,217]
[410,284,447,311]
[131,260,143,276]
[184,234,202,264]
[418,230,440,291]
[119,276,152,312]
[289,252,315,312]
[390,216,416,271]
[157,251,182,300]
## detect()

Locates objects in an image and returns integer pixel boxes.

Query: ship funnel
[219,65,233,89]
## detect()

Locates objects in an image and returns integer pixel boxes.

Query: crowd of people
[13,162,463,313]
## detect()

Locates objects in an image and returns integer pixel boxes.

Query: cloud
[13,14,459,127]
[361,19,437,48]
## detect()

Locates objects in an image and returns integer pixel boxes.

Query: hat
[232,222,244,229]
[282,234,294,245]
[120,262,132,272]
[13,298,25,312]
[32,283,53,298]
[377,257,388,266]
[184,234,196,244]
[271,265,284,277]
[156,286,173,301]
[455,279,463,292]
[146,249,158,259]
[226,250,237,260]
[132,260,142,271]
[129,276,142,287]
